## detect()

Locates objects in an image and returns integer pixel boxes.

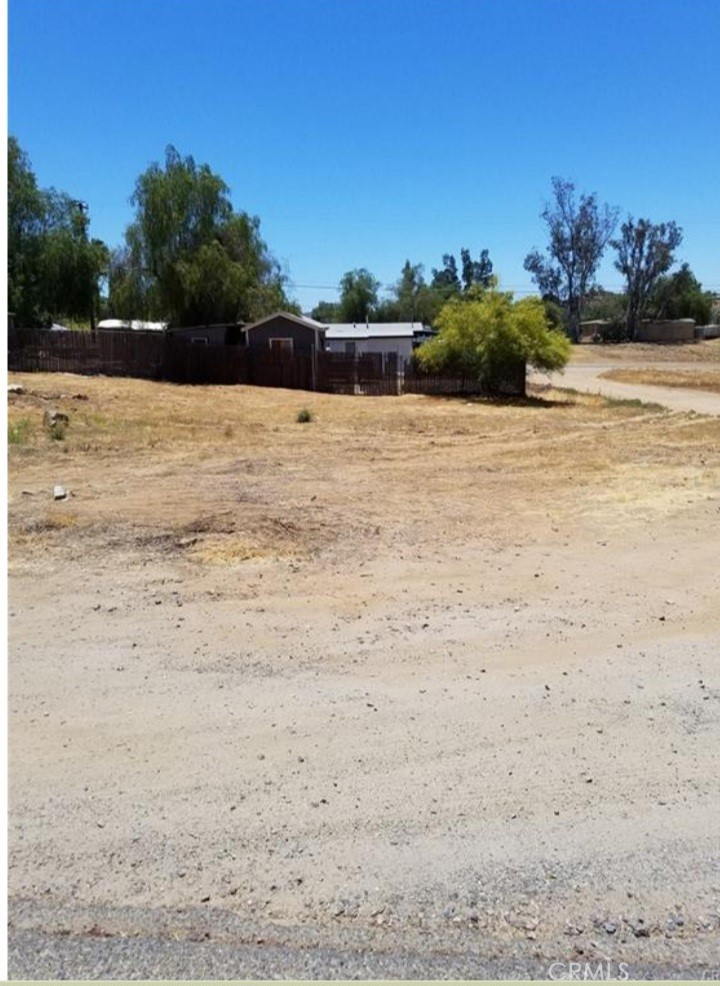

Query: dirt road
[537,363,720,416]
[8,373,720,978]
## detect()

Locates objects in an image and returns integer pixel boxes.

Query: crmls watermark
[547,960,631,981]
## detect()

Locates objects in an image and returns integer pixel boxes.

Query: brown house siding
[245,315,322,354]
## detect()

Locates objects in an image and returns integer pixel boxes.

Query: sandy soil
[8,372,720,978]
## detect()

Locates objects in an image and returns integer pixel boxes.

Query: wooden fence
[8,327,166,379]
[8,328,526,397]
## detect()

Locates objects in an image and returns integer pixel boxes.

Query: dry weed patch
[8,372,720,566]
[602,368,720,395]
[571,340,720,364]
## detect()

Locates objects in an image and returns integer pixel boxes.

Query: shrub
[415,291,570,394]
[296,408,313,424]
[592,318,630,344]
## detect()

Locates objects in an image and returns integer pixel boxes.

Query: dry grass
[189,537,278,565]
[571,340,720,364]
[8,372,720,567]
[601,367,720,394]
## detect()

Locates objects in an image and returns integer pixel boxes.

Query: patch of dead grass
[188,537,280,565]
[7,371,720,566]
[35,510,80,531]
[601,368,720,394]
[571,340,720,364]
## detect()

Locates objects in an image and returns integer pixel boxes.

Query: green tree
[40,193,108,328]
[611,217,683,338]
[649,263,712,325]
[582,287,628,323]
[8,137,107,326]
[460,248,493,292]
[107,246,154,319]
[373,260,445,325]
[8,137,46,323]
[430,254,461,299]
[524,177,618,341]
[310,300,341,322]
[415,290,570,394]
[338,268,379,322]
[394,260,424,317]
[113,146,295,325]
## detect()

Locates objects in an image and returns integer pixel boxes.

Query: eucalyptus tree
[611,217,683,337]
[524,177,618,340]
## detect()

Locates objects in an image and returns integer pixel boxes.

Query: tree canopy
[311,250,494,325]
[649,263,713,325]
[524,177,618,341]
[8,136,108,327]
[611,217,683,337]
[415,290,570,393]
[109,146,297,325]
[337,268,380,323]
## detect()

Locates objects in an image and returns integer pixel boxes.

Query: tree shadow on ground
[420,391,577,410]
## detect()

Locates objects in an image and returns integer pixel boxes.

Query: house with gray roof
[324,322,434,363]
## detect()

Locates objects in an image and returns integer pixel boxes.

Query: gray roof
[325,322,429,340]
[244,311,326,333]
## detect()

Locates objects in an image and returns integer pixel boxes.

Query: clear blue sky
[9,0,720,312]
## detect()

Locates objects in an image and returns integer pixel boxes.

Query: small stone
[8,384,25,395]
[53,485,69,501]
[603,921,617,934]
[44,409,69,428]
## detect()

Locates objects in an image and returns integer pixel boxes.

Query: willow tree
[111,146,295,325]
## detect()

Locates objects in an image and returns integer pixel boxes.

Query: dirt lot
[8,371,720,978]
[602,367,720,395]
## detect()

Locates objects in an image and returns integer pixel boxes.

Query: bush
[415,291,570,394]
[592,319,630,344]
[296,408,313,423]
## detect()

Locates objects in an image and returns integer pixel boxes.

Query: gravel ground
[8,372,720,979]
[9,899,719,980]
